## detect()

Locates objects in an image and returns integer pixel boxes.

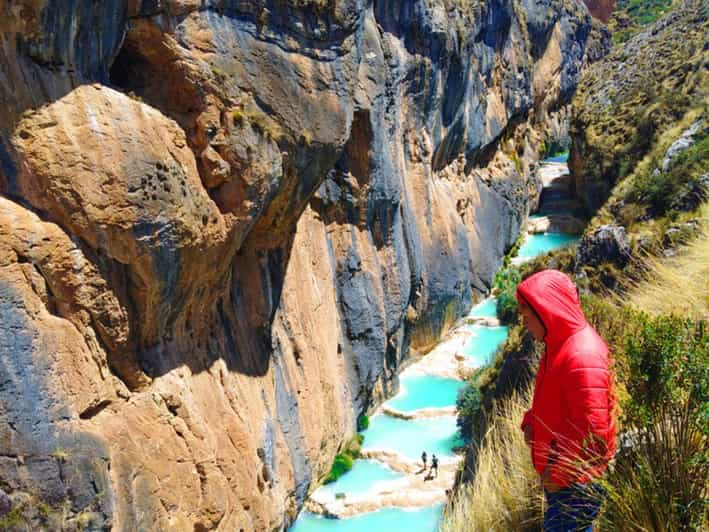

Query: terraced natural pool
[290,504,445,532]
[289,157,580,531]
[314,460,404,501]
[459,324,509,366]
[361,414,463,461]
[385,375,464,412]
[516,232,579,260]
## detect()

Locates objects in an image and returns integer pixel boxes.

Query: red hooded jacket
[516,270,616,488]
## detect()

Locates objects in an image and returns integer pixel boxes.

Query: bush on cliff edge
[446,301,709,531]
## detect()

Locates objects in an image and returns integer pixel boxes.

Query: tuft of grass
[443,389,543,532]
[324,452,354,484]
[0,508,25,528]
[323,434,364,484]
[76,511,94,531]
[230,103,283,141]
[626,204,709,320]
[49,448,69,461]
[37,502,52,517]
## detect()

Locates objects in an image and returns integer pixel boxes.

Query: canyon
[0,1,606,529]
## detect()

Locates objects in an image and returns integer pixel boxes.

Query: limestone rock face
[0,0,600,529]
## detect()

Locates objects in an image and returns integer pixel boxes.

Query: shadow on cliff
[132,232,297,379]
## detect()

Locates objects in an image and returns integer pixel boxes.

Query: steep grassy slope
[570,0,708,213]
[445,2,709,529]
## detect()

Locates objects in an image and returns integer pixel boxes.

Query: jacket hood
[515,269,587,354]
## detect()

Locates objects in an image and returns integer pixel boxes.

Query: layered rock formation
[0,1,603,529]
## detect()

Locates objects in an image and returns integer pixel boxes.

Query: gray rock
[672,172,709,212]
[0,488,11,516]
[661,120,703,171]
[0,0,601,526]
[576,224,632,268]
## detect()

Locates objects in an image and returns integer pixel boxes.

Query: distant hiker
[516,270,617,531]
[431,454,439,478]
[421,451,427,471]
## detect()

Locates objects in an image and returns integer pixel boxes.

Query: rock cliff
[0,1,602,529]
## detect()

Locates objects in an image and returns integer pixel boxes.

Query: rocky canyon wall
[0,1,603,529]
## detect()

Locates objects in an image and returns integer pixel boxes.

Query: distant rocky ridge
[0,1,604,529]
[570,0,708,212]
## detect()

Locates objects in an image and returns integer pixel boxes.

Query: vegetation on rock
[446,299,709,531]
[323,435,364,484]
[609,0,676,44]
[571,0,708,214]
[448,4,709,528]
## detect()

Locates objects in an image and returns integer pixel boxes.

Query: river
[290,155,578,531]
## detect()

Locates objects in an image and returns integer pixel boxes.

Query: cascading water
[290,156,581,531]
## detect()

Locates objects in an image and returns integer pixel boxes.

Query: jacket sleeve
[548,360,611,487]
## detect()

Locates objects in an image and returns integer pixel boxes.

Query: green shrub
[494,268,521,324]
[495,291,518,325]
[357,414,369,431]
[456,379,483,441]
[616,0,674,27]
[598,313,709,531]
[618,315,708,429]
[626,131,709,216]
[324,453,354,484]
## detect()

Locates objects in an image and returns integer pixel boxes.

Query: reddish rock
[582,0,616,23]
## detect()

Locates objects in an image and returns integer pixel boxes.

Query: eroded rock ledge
[0,1,605,529]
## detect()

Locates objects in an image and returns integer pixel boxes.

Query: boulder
[661,120,704,171]
[576,224,632,267]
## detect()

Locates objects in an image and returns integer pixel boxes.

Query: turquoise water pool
[289,504,444,532]
[544,152,569,163]
[290,190,581,531]
[315,460,404,500]
[517,233,578,259]
[361,414,463,460]
[460,325,509,367]
[467,298,498,319]
[386,375,464,412]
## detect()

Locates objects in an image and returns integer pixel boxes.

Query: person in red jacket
[515,269,616,531]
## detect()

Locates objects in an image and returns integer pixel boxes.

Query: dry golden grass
[444,204,709,530]
[441,389,544,532]
[626,203,709,320]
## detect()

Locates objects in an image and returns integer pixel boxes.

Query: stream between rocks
[290,156,579,531]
